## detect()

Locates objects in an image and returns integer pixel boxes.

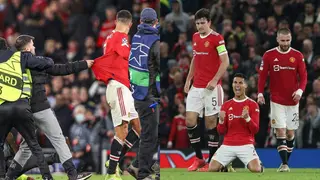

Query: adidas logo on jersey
[228,107,233,110]
[274,58,279,62]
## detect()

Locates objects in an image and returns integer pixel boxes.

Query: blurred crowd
[0,0,159,173]
[160,0,320,150]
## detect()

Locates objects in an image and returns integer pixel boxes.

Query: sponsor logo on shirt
[228,114,242,120]
[273,65,295,71]
[193,50,209,55]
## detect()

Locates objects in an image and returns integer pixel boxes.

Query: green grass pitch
[160,168,320,180]
[29,168,320,180]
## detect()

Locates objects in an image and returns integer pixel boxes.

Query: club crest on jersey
[272,119,276,124]
[243,106,249,111]
[289,57,295,63]
[204,41,210,47]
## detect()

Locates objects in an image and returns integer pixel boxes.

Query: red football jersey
[218,98,260,146]
[92,31,131,88]
[258,47,307,105]
[192,30,227,88]
[168,114,189,149]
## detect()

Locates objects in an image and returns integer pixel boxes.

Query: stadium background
[0,0,159,175]
[1,0,320,177]
[160,0,320,168]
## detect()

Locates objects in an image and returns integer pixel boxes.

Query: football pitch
[160,168,320,180]
[30,168,320,179]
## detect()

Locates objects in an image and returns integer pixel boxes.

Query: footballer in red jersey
[92,10,141,180]
[167,103,189,149]
[257,28,307,172]
[183,8,230,171]
[205,73,263,173]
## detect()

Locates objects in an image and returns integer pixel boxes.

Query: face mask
[75,114,85,124]
[186,44,193,52]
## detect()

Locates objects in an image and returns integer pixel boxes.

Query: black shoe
[76,172,92,180]
[260,162,264,173]
[151,162,160,174]
[127,164,138,179]
[43,177,53,180]
[67,169,78,180]
[155,174,160,180]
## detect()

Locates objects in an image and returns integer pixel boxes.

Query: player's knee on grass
[247,159,262,173]
[208,160,222,172]
[186,112,198,127]
[204,115,217,129]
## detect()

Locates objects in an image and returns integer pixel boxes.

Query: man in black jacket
[127,8,160,180]
[0,37,54,180]
[5,35,93,180]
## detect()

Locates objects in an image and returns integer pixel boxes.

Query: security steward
[0,37,54,180]
[127,8,160,180]
[5,35,93,180]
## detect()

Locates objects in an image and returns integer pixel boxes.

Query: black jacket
[147,41,160,99]
[0,50,54,73]
[30,60,88,112]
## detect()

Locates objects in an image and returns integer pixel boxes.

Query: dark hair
[234,73,247,80]
[15,35,35,51]
[277,28,291,35]
[195,8,211,22]
[116,10,132,24]
[0,37,9,50]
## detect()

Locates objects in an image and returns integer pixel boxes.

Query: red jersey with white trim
[192,30,227,88]
[218,98,260,146]
[92,31,131,88]
[168,115,189,149]
[258,47,307,105]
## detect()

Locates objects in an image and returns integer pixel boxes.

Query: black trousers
[135,98,159,180]
[0,100,51,179]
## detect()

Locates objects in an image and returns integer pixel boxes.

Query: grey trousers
[14,108,72,167]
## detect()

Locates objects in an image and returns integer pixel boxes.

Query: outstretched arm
[45,60,91,76]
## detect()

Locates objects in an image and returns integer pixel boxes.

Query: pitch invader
[184,8,230,171]
[257,28,307,172]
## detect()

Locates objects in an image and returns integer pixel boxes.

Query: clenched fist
[219,111,226,124]
[242,108,249,119]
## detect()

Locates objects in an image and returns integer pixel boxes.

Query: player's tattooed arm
[217,110,228,134]
[257,53,270,104]
[206,53,230,90]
